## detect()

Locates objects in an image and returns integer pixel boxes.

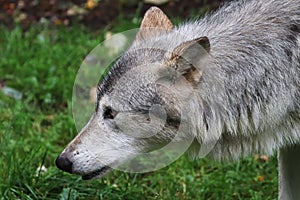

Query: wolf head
[56,7,211,180]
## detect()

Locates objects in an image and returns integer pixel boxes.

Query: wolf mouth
[81,166,111,180]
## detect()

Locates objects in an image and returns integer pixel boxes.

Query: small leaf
[257,175,264,182]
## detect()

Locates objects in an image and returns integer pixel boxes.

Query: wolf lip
[81,166,111,180]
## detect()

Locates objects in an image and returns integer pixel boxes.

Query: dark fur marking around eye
[103,107,117,119]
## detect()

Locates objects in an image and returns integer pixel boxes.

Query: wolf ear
[135,7,174,40]
[168,37,210,85]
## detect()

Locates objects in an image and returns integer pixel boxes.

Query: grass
[0,20,278,199]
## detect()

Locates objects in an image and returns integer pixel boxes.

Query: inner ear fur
[168,37,211,86]
[172,37,210,59]
[135,7,174,41]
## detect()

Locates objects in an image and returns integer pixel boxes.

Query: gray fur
[57,0,300,198]
[98,0,300,159]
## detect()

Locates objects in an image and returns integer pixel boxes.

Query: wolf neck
[174,0,300,159]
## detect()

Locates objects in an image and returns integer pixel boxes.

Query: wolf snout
[55,152,73,173]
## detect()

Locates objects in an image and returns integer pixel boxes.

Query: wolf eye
[103,107,117,119]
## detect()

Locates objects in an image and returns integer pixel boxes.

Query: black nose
[55,153,73,173]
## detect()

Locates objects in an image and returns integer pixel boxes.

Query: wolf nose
[55,153,73,173]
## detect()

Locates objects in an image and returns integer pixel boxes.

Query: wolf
[56,0,300,199]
